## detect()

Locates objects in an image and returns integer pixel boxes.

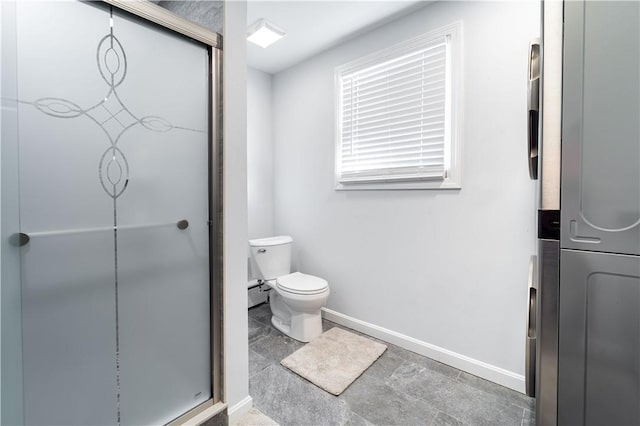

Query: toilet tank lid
[249,235,293,247]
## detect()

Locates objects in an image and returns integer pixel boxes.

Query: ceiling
[247,1,428,74]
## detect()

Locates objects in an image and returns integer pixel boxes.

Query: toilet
[249,235,330,342]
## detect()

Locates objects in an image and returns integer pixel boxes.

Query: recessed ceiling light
[247,19,286,48]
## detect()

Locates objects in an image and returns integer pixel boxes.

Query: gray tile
[249,317,276,345]
[250,364,351,426]
[249,317,264,342]
[433,411,467,426]
[249,331,305,364]
[322,318,339,332]
[522,409,535,426]
[249,349,272,378]
[320,319,388,343]
[319,322,455,383]
[249,313,528,426]
[387,362,522,426]
[201,408,228,426]
[157,1,223,33]
[387,344,461,379]
[233,408,278,426]
[360,345,404,382]
[457,371,534,410]
[340,374,437,426]
[248,303,272,326]
[321,319,363,335]
[344,411,373,426]
[490,405,527,426]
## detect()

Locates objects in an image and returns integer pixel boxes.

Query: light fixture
[247,19,286,48]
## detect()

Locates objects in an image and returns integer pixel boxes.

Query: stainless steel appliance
[525,3,562,425]
[527,1,640,425]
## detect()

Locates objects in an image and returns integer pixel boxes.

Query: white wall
[272,1,538,389]
[247,68,274,240]
[223,0,251,420]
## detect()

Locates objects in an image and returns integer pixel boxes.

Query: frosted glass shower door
[16,2,211,425]
[112,10,211,426]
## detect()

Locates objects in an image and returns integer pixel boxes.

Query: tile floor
[233,408,278,426]
[248,303,535,426]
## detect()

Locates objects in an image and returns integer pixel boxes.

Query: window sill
[335,178,462,191]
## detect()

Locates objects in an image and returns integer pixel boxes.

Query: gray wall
[247,68,274,240]
[270,1,538,381]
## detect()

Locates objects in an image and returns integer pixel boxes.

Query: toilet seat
[276,272,328,295]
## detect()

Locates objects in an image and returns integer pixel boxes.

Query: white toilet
[249,235,330,342]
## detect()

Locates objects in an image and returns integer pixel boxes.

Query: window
[335,23,461,190]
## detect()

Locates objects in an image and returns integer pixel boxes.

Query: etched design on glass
[33,98,84,118]
[97,33,127,88]
[19,12,203,200]
[100,147,130,198]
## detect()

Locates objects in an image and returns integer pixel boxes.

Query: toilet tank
[249,235,293,280]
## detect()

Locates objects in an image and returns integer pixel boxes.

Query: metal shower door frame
[100,1,225,422]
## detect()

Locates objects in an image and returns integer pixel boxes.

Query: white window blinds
[337,34,451,184]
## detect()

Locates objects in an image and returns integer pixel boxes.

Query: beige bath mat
[281,327,387,395]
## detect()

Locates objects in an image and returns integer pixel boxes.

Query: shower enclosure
[1,1,223,424]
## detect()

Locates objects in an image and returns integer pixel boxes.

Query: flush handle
[257,248,266,253]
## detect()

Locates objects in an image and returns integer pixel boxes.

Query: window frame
[334,22,463,190]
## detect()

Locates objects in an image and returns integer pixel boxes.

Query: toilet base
[269,290,325,343]
[271,311,323,343]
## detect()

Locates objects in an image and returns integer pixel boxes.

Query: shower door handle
[9,232,31,247]
[13,219,191,246]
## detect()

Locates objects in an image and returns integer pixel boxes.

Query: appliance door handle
[525,255,538,397]
[527,39,540,180]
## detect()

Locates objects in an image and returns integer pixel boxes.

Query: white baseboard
[228,395,253,425]
[321,307,525,394]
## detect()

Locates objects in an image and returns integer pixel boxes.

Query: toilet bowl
[266,272,330,342]
[249,236,330,342]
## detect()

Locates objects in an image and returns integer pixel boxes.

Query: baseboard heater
[248,280,270,308]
